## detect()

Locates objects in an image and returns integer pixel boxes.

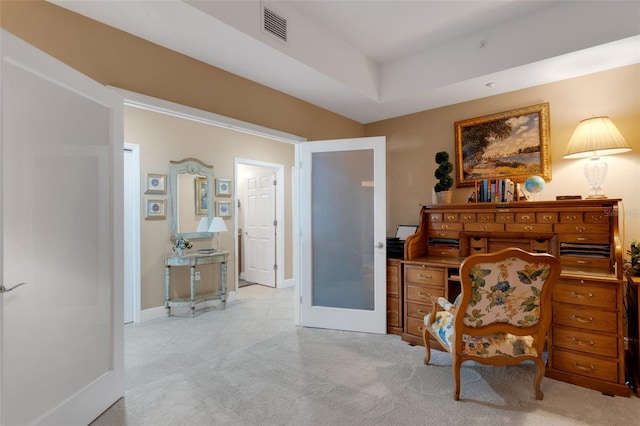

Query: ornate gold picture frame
[454,103,551,187]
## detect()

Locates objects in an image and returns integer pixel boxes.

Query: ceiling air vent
[263,6,288,44]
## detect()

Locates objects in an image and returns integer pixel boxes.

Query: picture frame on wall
[145,199,166,220]
[195,177,208,215]
[215,178,232,196]
[216,200,232,217]
[454,103,551,187]
[145,173,166,194]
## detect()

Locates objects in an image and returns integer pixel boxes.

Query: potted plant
[625,239,640,276]
[172,236,193,256]
[434,151,454,204]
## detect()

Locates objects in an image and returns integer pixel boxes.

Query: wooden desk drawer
[406,301,434,319]
[552,325,618,358]
[430,222,463,231]
[406,316,426,337]
[463,223,504,232]
[560,256,611,270]
[496,212,514,223]
[553,349,618,382]
[405,266,444,285]
[505,223,553,233]
[560,212,583,222]
[406,284,444,303]
[585,210,611,223]
[476,213,495,222]
[460,213,476,222]
[515,212,536,223]
[553,279,617,308]
[555,223,610,234]
[429,213,442,222]
[537,212,558,223]
[429,230,459,239]
[428,247,459,257]
[443,213,459,222]
[552,305,617,333]
[559,234,610,244]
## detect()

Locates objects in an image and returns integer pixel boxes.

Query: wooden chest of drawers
[386,258,403,335]
[546,277,628,395]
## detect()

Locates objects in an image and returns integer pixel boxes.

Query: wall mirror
[169,158,214,240]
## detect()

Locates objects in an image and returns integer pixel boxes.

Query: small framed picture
[215,178,232,196]
[146,199,166,220]
[145,173,166,194]
[216,200,232,217]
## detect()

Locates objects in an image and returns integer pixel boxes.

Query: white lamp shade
[207,216,228,233]
[563,116,631,159]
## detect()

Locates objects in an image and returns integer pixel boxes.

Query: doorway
[235,160,286,289]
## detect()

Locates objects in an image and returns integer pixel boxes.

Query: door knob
[375,242,384,249]
[0,282,27,293]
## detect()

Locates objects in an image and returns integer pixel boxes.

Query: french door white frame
[124,142,141,323]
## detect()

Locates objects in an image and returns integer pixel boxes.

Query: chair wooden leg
[533,358,545,400]
[422,324,431,365]
[452,356,462,401]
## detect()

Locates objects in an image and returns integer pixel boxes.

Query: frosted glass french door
[1,31,124,425]
[300,137,386,333]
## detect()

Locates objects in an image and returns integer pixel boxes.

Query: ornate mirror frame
[169,158,213,240]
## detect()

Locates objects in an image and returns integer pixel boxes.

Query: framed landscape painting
[454,103,551,187]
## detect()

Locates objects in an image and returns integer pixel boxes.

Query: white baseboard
[279,278,295,288]
[139,292,238,322]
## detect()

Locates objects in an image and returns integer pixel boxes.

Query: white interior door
[243,166,276,287]
[0,30,124,425]
[300,137,386,333]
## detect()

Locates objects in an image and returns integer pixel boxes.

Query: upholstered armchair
[423,248,561,400]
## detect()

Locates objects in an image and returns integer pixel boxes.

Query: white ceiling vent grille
[263,6,288,44]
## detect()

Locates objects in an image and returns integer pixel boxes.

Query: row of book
[472,179,521,203]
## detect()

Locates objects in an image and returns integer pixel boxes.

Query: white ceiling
[52,0,640,124]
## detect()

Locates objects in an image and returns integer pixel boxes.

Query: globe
[524,176,545,194]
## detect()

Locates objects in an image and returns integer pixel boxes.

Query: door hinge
[273,179,277,186]
[273,264,278,270]
[300,296,302,304]
[273,219,278,226]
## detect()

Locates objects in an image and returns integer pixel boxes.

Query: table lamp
[208,216,228,250]
[196,217,209,232]
[563,116,631,199]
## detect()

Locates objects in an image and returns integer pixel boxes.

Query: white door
[244,167,276,287]
[0,30,124,426]
[300,137,386,333]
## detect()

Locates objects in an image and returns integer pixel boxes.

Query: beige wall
[126,106,295,309]
[366,65,640,249]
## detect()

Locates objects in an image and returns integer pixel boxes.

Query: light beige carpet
[93,286,639,425]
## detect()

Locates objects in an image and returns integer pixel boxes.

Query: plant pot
[436,190,452,204]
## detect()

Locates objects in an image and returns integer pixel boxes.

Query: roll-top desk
[402,199,629,396]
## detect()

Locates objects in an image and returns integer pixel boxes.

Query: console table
[402,199,629,396]
[165,251,229,317]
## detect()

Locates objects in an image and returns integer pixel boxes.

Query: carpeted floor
[92,284,639,425]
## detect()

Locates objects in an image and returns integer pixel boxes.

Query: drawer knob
[542,215,553,221]
[416,274,432,280]
[572,362,596,373]
[570,291,594,299]
[576,260,591,265]
[570,314,595,324]
[524,226,533,231]
[418,292,432,298]
[441,225,449,230]
[576,237,589,241]
[463,215,472,220]
[571,337,595,347]
[446,215,455,220]
[576,226,586,232]
[566,215,577,221]
[590,215,602,221]
[521,215,531,221]
[481,226,487,231]
[417,309,426,315]
[417,326,423,332]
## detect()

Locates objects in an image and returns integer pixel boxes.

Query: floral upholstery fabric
[425,256,552,358]
[464,257,552,328]
[425,310,537,357]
